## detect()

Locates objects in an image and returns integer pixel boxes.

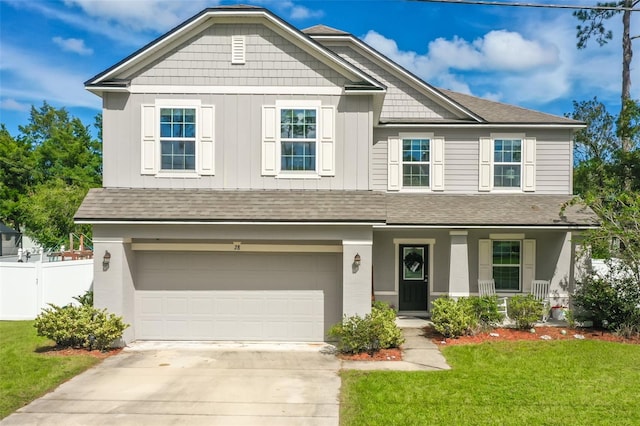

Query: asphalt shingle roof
[76,189,597,227]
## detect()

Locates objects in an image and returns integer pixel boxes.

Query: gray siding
[371,127,572,194]
[325,43,459,121]
[103,92,372,190]
[130,24,349,88]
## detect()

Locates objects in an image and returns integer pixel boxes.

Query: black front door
[399,245,428,311]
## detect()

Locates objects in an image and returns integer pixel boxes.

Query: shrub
[328,302,404,354]
[73,290,93,307]
[467,296,505,329]
[431,297,477,338]
[508,295,543,330]
[572,269,640,329]
[34,302,128,351]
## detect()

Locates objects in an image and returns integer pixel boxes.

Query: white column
[342,240,373,317]
[92,237,135,344]
[448,230,470,298]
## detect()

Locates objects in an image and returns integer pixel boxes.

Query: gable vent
[231,35,245,64]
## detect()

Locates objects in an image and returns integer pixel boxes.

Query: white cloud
[0,44,99,110]
[0,99,30,112]
[62,0,212,33]
[53,36,93,55]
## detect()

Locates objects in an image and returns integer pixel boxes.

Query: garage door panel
[135,252,341,342]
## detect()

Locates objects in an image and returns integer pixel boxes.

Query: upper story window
[479,134,535,192]
[140,101,215,177]
[402,138,430,188]
[388,133,444,192]
[280,109,317,172]
[160,108,196,171]
[493,139,521,188]
[261,101,335,178]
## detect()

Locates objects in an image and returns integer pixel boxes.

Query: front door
[399,245,428,311]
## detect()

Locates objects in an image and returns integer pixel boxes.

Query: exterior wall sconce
[353,253,361,267]
[102,250,111,271]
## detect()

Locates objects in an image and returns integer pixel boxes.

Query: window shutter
[262,105,277,176]
[479,137,492,191]
[198,105,215,176]
[523,137,536,192]
[478,239,492,280]
[318,105,335,176]
[231,35,245,64]
[388,136,401,190]
[522,239,536,293]
[141,105,157,175]
[431,136,445,191]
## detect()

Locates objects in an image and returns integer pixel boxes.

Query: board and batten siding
[129,23,348,88]
[102,92,371,190]
[370,128,572,194]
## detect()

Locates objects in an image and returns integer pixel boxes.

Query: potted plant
[551,305,568,321]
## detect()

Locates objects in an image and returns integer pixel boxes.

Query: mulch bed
[424,325,640,346]
[36,345,123,359]
[338,348,402,361]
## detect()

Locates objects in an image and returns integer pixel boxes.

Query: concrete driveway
[1,342,341,426]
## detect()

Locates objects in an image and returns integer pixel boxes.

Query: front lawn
[0,321,100,419]
[341,340,640,425]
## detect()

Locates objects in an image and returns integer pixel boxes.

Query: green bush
[328,302,404,354]
[34,302,128,351]
[72,290,93,307]
[467,296,505,329]
[431,297,477,338]
[572,270,640,329]
[508,295,543,330]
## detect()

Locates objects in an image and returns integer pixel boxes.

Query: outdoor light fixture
[102,250,111,271]
[353,253,361,267]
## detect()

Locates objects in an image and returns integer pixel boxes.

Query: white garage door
[134,251,342,342]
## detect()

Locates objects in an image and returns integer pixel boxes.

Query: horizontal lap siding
[535,132,572,194]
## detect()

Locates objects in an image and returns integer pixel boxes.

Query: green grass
[341,340,640,425]
[0,321,100,419]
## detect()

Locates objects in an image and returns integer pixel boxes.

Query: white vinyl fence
[0,259,93,320]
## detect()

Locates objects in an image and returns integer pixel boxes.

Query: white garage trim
[131,243,343,252]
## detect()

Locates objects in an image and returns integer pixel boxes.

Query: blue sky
[1,0,638,137]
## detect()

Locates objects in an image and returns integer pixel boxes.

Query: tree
[574,1,639,150]
[0,102,102,247]
[0,125,34,231]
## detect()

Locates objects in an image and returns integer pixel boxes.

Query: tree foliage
[0,102,102,247]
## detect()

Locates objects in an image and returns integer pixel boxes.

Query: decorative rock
[489,333,500,337]
[530,328,537,333]
[574,334,585,340]
[540,335,552,340]
[440,341,447,344]
[560,329,567,335]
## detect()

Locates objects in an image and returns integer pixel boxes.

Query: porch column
[448,230,470,298]
[92,237,135,344]
[342,240,373,317]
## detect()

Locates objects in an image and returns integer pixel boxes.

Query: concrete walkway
[341,316,451,371]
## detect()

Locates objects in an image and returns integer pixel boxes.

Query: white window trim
[141,99,217,178]
[274,100,322,179]
[491,133,524,192]
[398,132,434,192]
[491,239,523,292]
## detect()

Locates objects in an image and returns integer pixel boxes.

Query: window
[402,138,430,187]
[493,139,521,188]
[160,108,196,171]
[280,108,317,172]
[141,102,215,176]
[492,240,521,291]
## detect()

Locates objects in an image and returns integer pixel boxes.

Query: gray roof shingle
[76,189,597,227]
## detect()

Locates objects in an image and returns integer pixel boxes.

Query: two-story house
[76,6,598,343]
